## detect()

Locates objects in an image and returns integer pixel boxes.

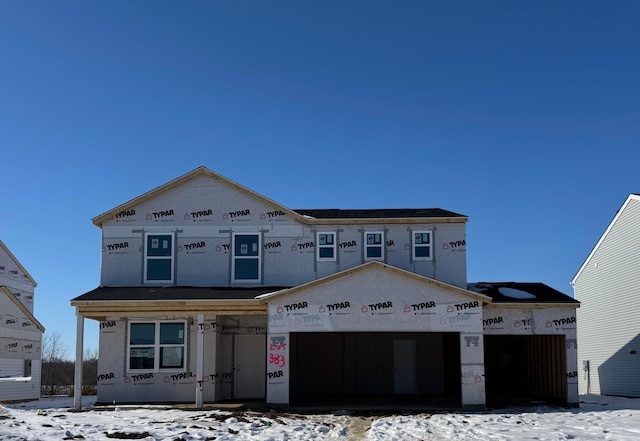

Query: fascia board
[483,302,580,309]
[304,216,468,225]
[70,298,265,307]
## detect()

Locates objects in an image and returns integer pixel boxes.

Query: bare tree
[41,331,72,396]
[41,333,100,396]
[82,347,98,390]
[42,331,69,363]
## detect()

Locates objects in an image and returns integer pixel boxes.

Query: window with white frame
[144,233,174,283]
[364,231,384,261]
[232,233,261,282]
[128,321,186,372]
[412,231,433,261]
[317,232,336,261]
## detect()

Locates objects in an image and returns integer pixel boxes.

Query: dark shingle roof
[467,282,579,304]
[71,286,289,302]
[293,208,466,219]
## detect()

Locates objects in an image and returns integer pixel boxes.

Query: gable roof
[91,166,310,228]
[0,286,45,332]
[468,282,580,309]
[0,240,37,287]
[571,194,640,285]
[257,261,492,304]
[92,166,468,228]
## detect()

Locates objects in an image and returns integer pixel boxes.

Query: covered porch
[70,286,281,409]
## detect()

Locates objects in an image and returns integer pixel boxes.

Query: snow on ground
[2,395,640,440]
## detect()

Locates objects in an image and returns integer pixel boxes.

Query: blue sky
[1,1,638,357]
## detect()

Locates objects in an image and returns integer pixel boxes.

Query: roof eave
[304,216,468,225]
[483,302,580,309]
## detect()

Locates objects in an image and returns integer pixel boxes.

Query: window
[412,231,433,261]
[232,233,261,282]
[364,231,384,261]
[317,232,336,261]
[128,321,185,372]
[144,233,174,283]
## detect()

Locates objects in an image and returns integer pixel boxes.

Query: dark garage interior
[484,334,567,407]
[289,332,461,407]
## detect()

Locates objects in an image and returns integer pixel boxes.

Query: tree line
[41,331,97,396]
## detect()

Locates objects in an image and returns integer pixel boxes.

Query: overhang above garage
[467,282,580,309]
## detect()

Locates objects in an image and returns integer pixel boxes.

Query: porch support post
[73,312,84,409]
[195,314,205,408]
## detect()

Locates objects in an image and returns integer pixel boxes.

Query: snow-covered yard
[2,395,640,440]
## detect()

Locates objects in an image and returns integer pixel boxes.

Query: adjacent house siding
[0,359,41,402]
[0,284,43,402]
[575,197,640,396]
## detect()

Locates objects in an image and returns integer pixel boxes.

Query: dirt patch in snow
[344,415,376,439]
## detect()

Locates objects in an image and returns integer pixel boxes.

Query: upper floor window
[144,233,174,283]
[364,231,384,261]
[317,232,336,261]
[128,321,185,372]
[232,233,261,282]
[412,231,433,261]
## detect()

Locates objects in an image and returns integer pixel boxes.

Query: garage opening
[289,332,460,408]
[484,335,567,407]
